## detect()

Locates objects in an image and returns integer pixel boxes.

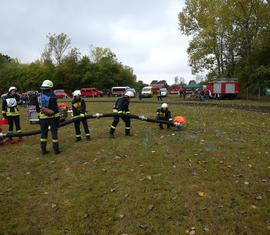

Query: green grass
[0,99,270,234]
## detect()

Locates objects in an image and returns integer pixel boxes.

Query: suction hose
[1,113,177,138]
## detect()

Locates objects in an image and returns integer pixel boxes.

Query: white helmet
[73,90,81,97]
[124,90,134,97]
[41,80,53,89]
[8,86,17,92]
[161,103,168,109]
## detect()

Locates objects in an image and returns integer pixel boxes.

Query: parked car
[111,86,135,97]
[141,86,153,98]
[80,88,103,97]
[160,88,168,97]
[54,89,70,99]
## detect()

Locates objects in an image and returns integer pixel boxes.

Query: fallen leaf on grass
[148,205,154,211]
[139,224,149,230]
[250,205,257,209]
[255,195,262,200]
[110,187,118,192]
[197,191,205,197]
[119,214,125,219]
[146,175,152,180]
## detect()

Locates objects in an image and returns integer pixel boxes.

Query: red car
[80,88,103,97]
[54,89,70,99]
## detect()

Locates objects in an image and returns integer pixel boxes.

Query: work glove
[2,113,7,119]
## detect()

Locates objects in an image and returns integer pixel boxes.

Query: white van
[141,86,153,98]
[160,88,168,97]
[111,86,136,97]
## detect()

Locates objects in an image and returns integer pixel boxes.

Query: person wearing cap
[72,90,90,142]
[36,80,61,155]
[1,86,22,140]
[156,103,172,129]
[109,90,134,138]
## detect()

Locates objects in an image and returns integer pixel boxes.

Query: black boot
[53,142,61,155]
[86,135,91,141]
[109,128,115,138]
[125,129,131,136]
[159,124,164,130]
[75,136,82,142]
[41,142,48,155]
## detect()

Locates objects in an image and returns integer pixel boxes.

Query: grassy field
[0,98,270,235]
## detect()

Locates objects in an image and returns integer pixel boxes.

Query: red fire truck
[169,84,184,94]
[207,80,240,99]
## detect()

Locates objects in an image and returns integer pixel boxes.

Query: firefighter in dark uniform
[2,86,22,140]
[156,103,172,129]
[36,80,61,155]
[109,91,134,138]
[72,90,90,142]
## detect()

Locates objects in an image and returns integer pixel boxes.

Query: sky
[0,0,194,85]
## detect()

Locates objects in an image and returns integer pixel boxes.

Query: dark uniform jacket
[28,93,38,106]
[72,98,87,117]
[36,90,59,119]
[113,97,130,114]
[2,93,21,117]
[156,108,172,120]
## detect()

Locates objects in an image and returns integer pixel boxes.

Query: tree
[174,76,179,84]
[41,33,72,64]
[90,47,116,63]
[0,53,13,66]
[179,76,185,84]
[1,35,138,94]
[179,0,270,95]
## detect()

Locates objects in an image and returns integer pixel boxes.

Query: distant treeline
[0,33,140,94]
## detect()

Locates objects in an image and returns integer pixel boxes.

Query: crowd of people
[1,80,174,155]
